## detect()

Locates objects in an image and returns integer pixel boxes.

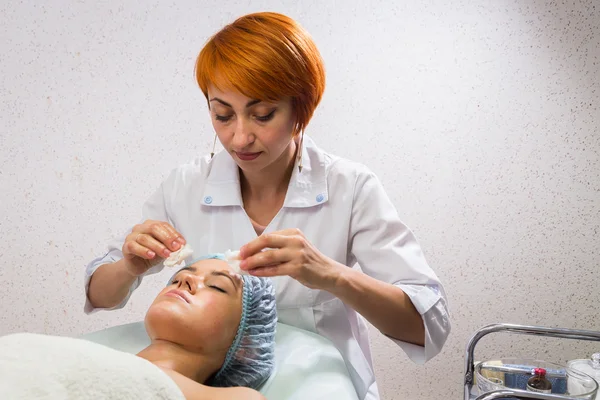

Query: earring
[210,133,217,159]
[297,130,304,173]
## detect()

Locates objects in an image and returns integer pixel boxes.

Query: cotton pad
[224,249,248,275]
[163,243,194,268]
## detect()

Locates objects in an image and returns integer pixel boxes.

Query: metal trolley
[464,324,600,400]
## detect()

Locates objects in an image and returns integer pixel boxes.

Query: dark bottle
[526,368,552,393]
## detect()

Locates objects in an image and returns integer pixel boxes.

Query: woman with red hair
[85,12,451,400]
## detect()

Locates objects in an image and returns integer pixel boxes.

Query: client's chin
[144,302,193,342]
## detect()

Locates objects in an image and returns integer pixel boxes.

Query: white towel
[0,333,185,400]
[224,249,248,275]
[164,243,194,268]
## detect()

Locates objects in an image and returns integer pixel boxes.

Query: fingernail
[172,241,180,249]
[147,250,155,258]
[163,249,171,257]
[177,237,186,244]
[240,260,247,269]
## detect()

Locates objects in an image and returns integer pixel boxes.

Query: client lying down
[0,254,277,400]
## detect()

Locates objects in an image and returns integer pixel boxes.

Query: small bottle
[527,368,552,394]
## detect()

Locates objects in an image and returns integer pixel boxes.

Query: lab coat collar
[202,135,329,208]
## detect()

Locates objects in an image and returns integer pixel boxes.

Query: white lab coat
[84,135,451,400]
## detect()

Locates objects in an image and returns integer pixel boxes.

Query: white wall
[1,1,598,399]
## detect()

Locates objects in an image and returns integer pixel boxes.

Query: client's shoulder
[157,366,265,400]
[219,387,266,400]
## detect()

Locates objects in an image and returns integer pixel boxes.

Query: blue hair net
[167,254,277,389]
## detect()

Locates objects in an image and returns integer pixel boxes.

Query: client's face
[144,258,244,355]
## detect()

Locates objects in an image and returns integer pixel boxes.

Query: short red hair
[195,12,326,135]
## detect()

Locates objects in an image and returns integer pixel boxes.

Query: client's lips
[235,151,261,161]
[164,289,191,304]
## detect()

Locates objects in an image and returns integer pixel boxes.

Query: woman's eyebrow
[211,270,238,289]
[209,97,262,108]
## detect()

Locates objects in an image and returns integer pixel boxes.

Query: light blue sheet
[80,322,359,400]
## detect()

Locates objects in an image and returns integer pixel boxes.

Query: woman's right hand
[122,220,186,276]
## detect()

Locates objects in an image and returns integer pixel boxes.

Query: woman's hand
[122,220,186,276]
[239,229,343,290]
[240,230,427,346]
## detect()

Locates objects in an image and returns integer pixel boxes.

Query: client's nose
[178,273,197,295]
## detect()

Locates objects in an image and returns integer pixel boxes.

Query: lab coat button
[316,194,325,203]
[204,196,213,204]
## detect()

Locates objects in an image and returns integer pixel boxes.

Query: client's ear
[233,336,253,359]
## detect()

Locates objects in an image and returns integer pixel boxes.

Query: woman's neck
[137,340,220,384]
[240,138,297,197]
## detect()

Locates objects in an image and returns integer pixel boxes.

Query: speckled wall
[1,0,598,399]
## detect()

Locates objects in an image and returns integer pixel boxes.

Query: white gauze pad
[163,244,194,268]
[224,249,248,275]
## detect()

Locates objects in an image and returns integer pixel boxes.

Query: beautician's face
[207,84,297,173]
[145,259,243,355]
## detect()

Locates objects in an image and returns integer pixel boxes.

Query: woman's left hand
[239,229,342,290]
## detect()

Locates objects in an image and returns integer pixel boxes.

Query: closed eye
[215,114,233,122]
[255,110,275,122]
[210,285,227,293]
